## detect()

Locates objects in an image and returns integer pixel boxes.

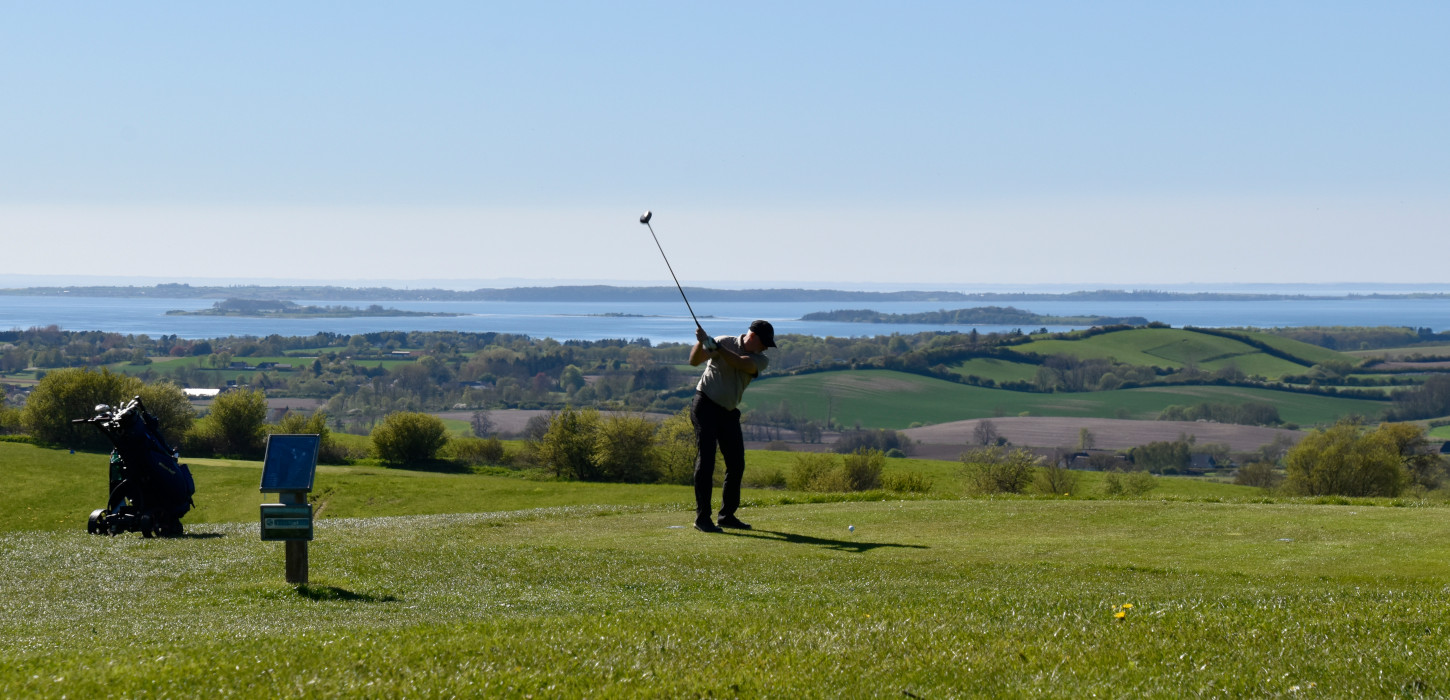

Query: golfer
[689,319,775,533]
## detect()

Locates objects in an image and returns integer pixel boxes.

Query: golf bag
[74,397,195,537]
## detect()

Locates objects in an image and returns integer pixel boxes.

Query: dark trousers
[691,391,745,519]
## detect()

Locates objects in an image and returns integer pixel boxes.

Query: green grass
[1428,424,1450,440]
[1015,327,1323,378]
[947,356,1041,383]
[5,498,1450,697]
[748,369,1390,429]
[6,441,1450,696]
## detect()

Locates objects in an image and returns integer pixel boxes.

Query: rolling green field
[5,491,1449,695]
[947,356,1042,384]
[747,369,1390,429]
[1013,327,1334,378]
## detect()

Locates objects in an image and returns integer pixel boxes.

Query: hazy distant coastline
[4,283,1449,303]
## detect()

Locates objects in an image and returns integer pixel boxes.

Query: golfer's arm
[713,348,759,376]
[689,342,709,366]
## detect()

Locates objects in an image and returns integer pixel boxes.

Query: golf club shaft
[643,221,703,331]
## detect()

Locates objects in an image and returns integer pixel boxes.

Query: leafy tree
[534,407,601,479]
[593,413,660,482]
[1283,419,1407,497]
[960,446,1039,495]
[1129,437,1193,474]
[371,411,449,465]
[653,409,697,485]
[134,380,195,446]
[23,368,144,449]
[1078,427,1095,451]
[203,388,268,457]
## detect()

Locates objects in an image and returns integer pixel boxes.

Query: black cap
[749,319,777,348]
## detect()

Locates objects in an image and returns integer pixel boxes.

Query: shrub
[195,388,268,458]
[593,413,661,483]
[1101,469,1156,497]
[1283,419,1408,497]
[532,407,601,479]
[788,453,840,491]
[883,470,934,494]
[449,436,508,466]
[653,410,696,486]
[840,448,885,491]
[960,446,1039,495]
[744,467,787,489]
[23,368,143,449]
[371,411,449,466]
[1234,461,1282,489]
[1033,461,1080,496]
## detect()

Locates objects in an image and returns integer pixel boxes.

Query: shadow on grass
[173,532,226,540]
[728,529,928,553]
[294,584,399,603]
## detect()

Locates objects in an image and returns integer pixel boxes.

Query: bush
[1234,461,1282,489]
[788,453,840,491]
[533,407,601,479]
[593,413,661,483]
[371,411,449,466]
[1033,461,1080,496]
[1102,469,1156,497]
[744,467,787,489]
[23,368,144,449]
[448,436,508,466]
[840,448,885,491]
[653,410,696,486]
[1283,419,1408,497]
[192,388,268,458]
[960,446,1039,495]
[883,470,934,494]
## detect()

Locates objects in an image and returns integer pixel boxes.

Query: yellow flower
[1121,604,1133,610]
[1114,610,1126,620]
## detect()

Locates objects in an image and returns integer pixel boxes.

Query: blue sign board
[260,434,321,493]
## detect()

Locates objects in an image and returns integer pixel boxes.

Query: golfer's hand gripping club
[695,325,718,352]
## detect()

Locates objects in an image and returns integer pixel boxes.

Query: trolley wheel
[139,514,155,538]
[87,509,105,535]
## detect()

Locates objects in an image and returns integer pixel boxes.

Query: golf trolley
[74,397,195,537]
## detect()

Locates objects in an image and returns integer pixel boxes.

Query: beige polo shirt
[695,333,769,412]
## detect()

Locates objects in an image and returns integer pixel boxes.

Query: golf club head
[639,210,652,224]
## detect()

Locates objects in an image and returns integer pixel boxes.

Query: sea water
[1,295,1447,344]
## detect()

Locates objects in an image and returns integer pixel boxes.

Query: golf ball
[848,525,854,532]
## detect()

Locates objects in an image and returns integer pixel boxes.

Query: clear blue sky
[2,2,1446,288]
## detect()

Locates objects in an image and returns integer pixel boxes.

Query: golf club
[639,210,715,350]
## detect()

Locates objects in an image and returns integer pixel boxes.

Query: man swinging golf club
[635,211,775,532]
[689,319,775,533]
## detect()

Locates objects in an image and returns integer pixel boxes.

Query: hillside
[1012,327,1343,378]
[746,369,1390,430]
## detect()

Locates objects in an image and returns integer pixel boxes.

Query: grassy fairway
[747,369,1389,429]
[5,498,1449,697]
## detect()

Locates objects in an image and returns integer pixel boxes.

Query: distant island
[801,306,1150,326]
[166,299,463,318]
[7,283,1450,303]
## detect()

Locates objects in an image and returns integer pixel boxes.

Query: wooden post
[285,540,308,584]
[282,491,309,584]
